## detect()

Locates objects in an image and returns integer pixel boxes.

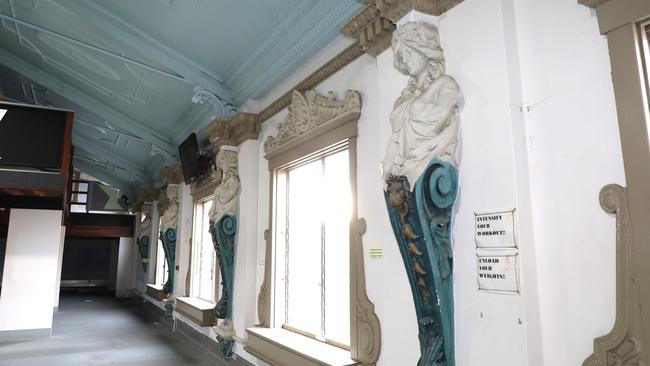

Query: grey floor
[0,293,214,366]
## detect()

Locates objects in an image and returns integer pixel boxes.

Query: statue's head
[142,204,152,216]
[165,184,179,201]
[216,147,238,176]
[392,22,445,78]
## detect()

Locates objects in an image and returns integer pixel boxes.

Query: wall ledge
[246,327,358,366]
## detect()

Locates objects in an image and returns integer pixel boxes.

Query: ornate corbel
[204,112,260,152]
[160,165,184,185]
[371,0,464,22]
[583,185,645,365]
[342,5,396,57]
[138,187,162,203]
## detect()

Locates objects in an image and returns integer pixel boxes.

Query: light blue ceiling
[0,0,364,198]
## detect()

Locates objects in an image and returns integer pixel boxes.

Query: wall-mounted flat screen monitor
[178,133,202,184]
[0,102,71,171]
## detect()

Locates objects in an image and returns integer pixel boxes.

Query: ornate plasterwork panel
[584,185,645,366]
[263,89,361,156]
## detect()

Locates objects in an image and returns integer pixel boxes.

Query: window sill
[245,327,358,366]
[145,284,165,301]
[175,297,215,327]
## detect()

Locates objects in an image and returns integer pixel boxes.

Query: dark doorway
[61,237,119,294]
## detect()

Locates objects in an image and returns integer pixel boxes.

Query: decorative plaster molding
[150,144,178,162]
[160,165,184,185]
[192,85,237,117]
[584,184,645,366]
[263,89,361,156]
[372,0,464,22]
[257,42,365,123]
[204,113,260,152]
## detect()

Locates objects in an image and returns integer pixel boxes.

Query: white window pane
[78,182,88,192]
[286,160,322,335]
[155,236,166,286]
[76,193,87,203]
[70,204,86,213]
[324,150,350,345]
[191,198,217,303]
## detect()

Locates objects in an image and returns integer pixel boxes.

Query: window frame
[273,141,352,349]
[189,194,219,304]
[251,90,380,366]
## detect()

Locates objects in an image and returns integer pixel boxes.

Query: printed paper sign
[474,210,516,249]
[477,255,519,293]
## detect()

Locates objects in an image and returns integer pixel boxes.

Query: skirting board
[0,328,51,342]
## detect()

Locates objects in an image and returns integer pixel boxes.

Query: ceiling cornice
[229,0,364,105]
[225,0,316,87]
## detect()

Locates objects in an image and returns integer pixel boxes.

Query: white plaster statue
[209,148,240,223]
[138,205,152,238]
[160,185,179,233]
[381,22,461,186]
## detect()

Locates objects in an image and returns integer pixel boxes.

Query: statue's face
[394,46,427,77]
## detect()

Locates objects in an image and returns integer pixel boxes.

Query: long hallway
[0,293,214,366]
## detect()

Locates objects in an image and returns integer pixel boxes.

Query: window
[251,89,379,366]
[190,197,218,303]
[273,143,351,347]
[155,218,167,287]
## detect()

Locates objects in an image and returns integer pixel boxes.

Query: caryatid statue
[209,147,240,357]
[382,22,461,366]
[136,205,152,272]
[159,184,179,296]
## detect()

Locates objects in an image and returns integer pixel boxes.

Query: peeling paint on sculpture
[209,147,240,358]
[159,185,179,297]
[136,205,152,272]
[382,22,460,366]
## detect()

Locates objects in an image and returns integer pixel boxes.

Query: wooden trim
[65,225,133,238]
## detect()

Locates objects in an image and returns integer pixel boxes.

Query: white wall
[512,0,625,364]
[53,226,66,309]
[0,209,63,334]
[116,237,134,298]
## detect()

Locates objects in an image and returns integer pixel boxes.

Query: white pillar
[232,139,260,339]
[0,209,63,340]
[147,201,160,285]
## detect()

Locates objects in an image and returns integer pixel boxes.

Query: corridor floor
[0,293,214,366]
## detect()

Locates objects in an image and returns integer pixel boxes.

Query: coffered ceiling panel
[0,0,364,198]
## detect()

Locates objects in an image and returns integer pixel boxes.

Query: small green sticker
[369,248,383,259]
